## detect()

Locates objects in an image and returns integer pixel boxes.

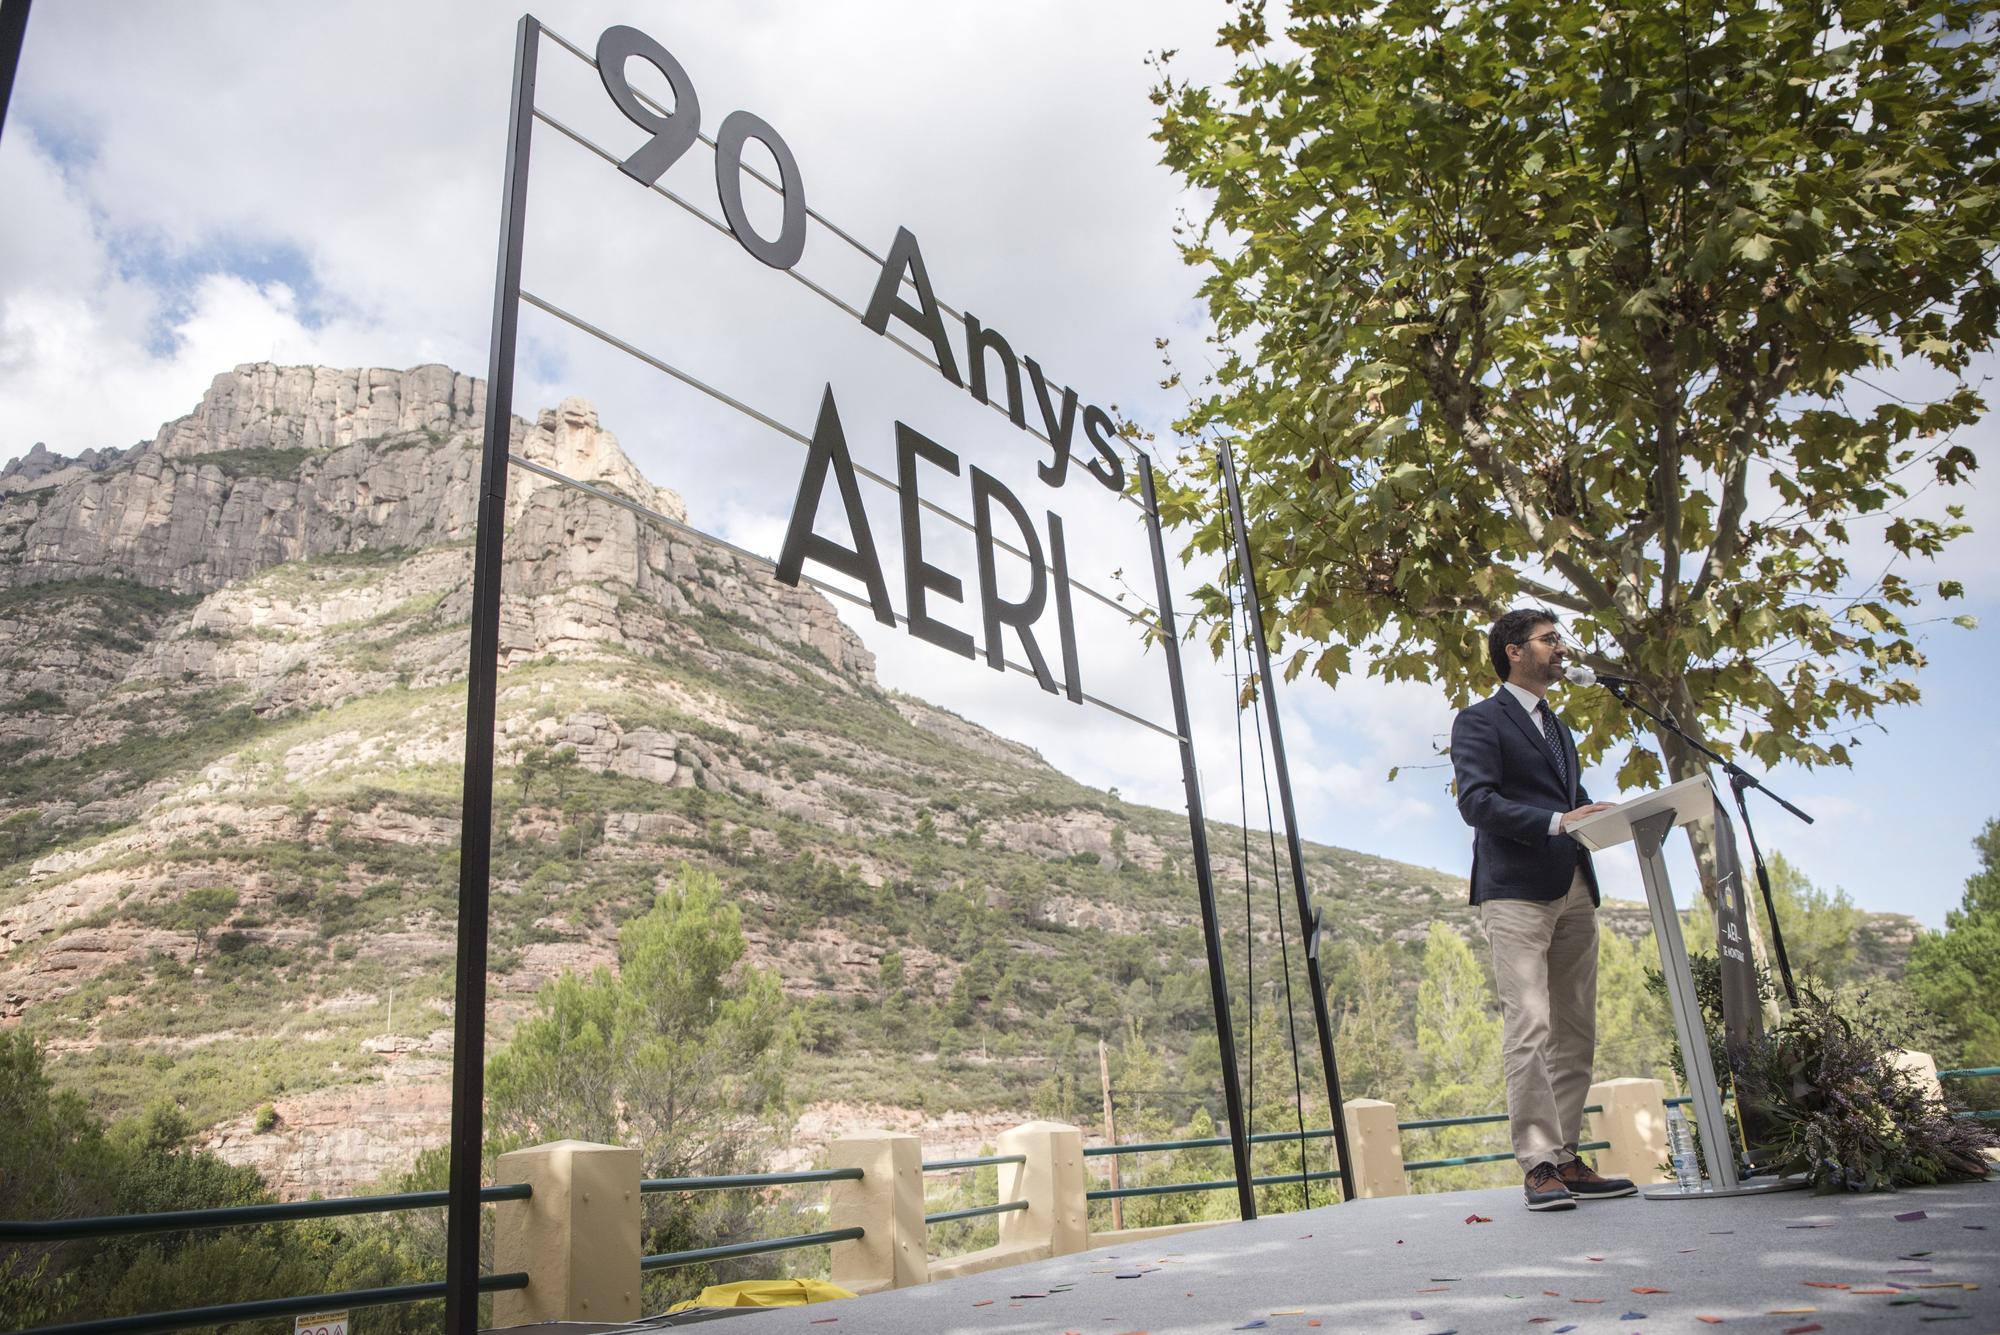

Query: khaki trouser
[1480,871,1598,1172]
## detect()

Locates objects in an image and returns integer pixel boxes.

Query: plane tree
[1151,0,1998,917]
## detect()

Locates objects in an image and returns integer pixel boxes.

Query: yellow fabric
[667,1278,856,1312]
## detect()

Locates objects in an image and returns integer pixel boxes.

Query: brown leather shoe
[1556,1157,1637,1198]
[1524,1161,1576,1211]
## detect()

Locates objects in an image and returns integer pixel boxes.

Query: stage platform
[732,1177,1997,1334]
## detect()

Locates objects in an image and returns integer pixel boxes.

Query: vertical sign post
[1139,455,1257,1220]
[447,14,539,1332]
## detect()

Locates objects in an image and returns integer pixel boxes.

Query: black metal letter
[714,108,807,269]
[776,386,896,625]
[895,422,974,660]
[596,25,700,186]
[969,467,1055,693]
[1047,510,1082,704]
[1023,356,1075,488]
[862,226,962,387]
[1083,403,1126,493]
[963,313,1026,429]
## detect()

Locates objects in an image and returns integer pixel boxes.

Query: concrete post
[1585,1077,1671,1186]
[491,1140,640,1326]
[827,1131,929,1295]
[1341,1099,1408,1198]
[1892,1049,1946,1103]
[997,1120,1088,1257]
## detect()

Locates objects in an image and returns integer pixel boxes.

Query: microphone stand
[1594,679,1809,1007]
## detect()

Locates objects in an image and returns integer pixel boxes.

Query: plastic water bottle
[1668,1106,1700,1191]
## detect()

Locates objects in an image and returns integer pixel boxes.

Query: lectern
[1567,776,1799,1199]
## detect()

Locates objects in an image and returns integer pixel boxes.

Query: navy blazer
[1451,689,1600,906]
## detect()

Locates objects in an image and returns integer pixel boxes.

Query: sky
[1,1,1994,931]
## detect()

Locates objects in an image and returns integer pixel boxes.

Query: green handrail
[1406,1139,1610,1173]
[1083,1126,1339,1158]
[641,1168,860,1193]
[1940,1066,2000,1079]
[1088,1167,1343,1203]
[0,1183,532,1244]
[14,1271,528,1335]
[924,1199,1028,1225]
[923,1154,1027,1172]
[641,1227,864,1272]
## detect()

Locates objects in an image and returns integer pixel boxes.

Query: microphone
[1565,664,1639,687]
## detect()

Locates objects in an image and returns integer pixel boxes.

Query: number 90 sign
[597,25,807,271]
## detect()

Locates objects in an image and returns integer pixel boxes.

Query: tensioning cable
[1225,538,1314,1208]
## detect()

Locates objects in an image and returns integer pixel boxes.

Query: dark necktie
[1536,700,1568,785]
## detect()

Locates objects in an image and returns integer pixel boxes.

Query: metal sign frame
[446,15,1286,1325]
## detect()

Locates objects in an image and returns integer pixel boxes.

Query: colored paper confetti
[1696,1319,1724,1326]
[1114,1274,1145,1280]
[1465,1214,1493,1224]
[1272,1310,1305,1317]
[1769,1308,1818,1315]
[1896,1210,1928,1222]
[1889,1267,1935,1275]
[1851,1288,1899,1295]
[1554,1327,1577,1334]
[1620,1313,1647,1321]
[1632,1286,1669,1294]
[1587,1254,1605,1262]
[1903,1250,1935,1258]
[1011,1292,1047,1298]
[1409,1312,1424,1321]
[972,1299,993,1307]
[1528,1318,1555,1325]
[1782,1326,1822,1335]
[1419,1287,1448,1294]
[1571,1298,1605,1304]
[1544,1290,1562,1297]
[1234,1323,1268,1332]
[1429,1277,1463,1282]
[809,1321,838,1327]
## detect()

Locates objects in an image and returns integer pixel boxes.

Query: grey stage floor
[728,1177,1998,1335]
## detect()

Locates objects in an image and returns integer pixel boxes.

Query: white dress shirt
[1502,680,1569,836]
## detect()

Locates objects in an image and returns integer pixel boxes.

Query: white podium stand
[1568,776,1799,1199]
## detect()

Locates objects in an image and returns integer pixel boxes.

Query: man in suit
[1451,608,1637,1211]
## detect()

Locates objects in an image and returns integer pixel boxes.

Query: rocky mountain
[0,364,1923,1199]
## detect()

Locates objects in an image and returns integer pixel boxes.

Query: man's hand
[1559,802,1616,831]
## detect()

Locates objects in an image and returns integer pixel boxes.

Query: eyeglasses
[1520,632,1563,647]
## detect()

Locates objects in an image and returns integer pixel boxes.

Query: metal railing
[5,1184,533,1335]
[920,1152,1028,1229]
[1939,1066,2000,1122]
[636,1167,867,1273]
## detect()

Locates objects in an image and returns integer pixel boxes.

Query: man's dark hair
[1488,607,1560,682]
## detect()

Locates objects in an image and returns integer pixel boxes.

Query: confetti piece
[1528,1320,1555,1326]
[1964,1224,1988,1230]
[1115,1274,1145,1280]
[1803,1281,1849,1289]
[1409,1312,1424,1321]
[1544,1291,1562,1297]
[1896,1210,1929,1222]
[1309,1323,1322,1329]
[1769,1308,1817,1315]
[1620,1313,1648,1322]
[972,1300,993,1307]
[1298,1233,1313,1240]
[1234,1324,1268,1332]
[1554,1327,1577,1334]
[1917,1283,1982,1291]
[1504,1293,1525,1299]
[1679,1248,1699,1253]
[1785,1223,1834,1229]
[1902,1250,1936,1259]
[810,1321,838,1327]
[1419,1287,1449,1293]
[1428,1277,1463,1282]
[1850,1289,1898,1295]
[1707,1229,1735,1234]
[1587,1254,1605,1262]
[1465,1214,1493,1224]
[1696,1319,1724,1326]
[1632,1286,1669,1294]
[1571,1298,1605,1304]
[1012,1292,1047,1299]
[1782,1326,1822,1335]
[1918,1317,1972,1324]
[1272,1310,1305,1317]
[1889,1267,1935,1274]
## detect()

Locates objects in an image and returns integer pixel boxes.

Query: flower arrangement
[1734,989,1998,1192]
